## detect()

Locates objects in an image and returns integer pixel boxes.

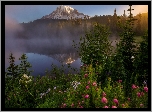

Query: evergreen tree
[112,5,137,96]
[134,30,148,86]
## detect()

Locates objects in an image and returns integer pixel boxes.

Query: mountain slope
[41,5,90,20]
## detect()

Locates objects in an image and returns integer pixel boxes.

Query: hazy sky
[5,5,148,23]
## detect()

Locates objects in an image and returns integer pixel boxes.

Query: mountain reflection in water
[26,52,82,77]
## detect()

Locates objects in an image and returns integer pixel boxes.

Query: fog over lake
[5,16,120,77]
[5,17,84,77]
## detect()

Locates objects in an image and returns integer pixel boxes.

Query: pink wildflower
[141,92,144,96]
[104,106,109,108]
[113,98,119,104]
[88,81,90,84]
[101,97,108,104]
[112,106,117,108]
[63,103,66,108]
[86,85,90,89]
[144,86,148,92]
[102,91,106,97]
[122,104,125,107]
[84,74,88,78]
[71,103,74,107]
[79,105,83,108]
[140,104,144,107]
[92,82,97,86]
[82,100,84,104]
[128,98,130,101]
[132,84,137,89]
[137,92,141,97]
[118,80,122,83]
[78,101,81,105]
[85,94,89,99]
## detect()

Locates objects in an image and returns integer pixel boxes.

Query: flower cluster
[71,81,81,90]
[19,74,32,85]
[40,88,51,98]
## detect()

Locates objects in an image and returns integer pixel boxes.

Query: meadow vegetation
[5,5,148,108]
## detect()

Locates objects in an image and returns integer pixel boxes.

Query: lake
[5,35,83,77]
[5,22,118,78]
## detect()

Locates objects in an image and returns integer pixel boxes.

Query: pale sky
[5,5,148,23]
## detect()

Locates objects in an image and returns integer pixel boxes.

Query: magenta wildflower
[118,80,122,83]
[112,106,117,108]
[85,94,89,99]
[88,81,90,85]
[63,103,66,108]
[71,103,74,107]
[104,106,109,108]
[122,104,125,107]
[140,104,144,107]
[86,85,90,89]
[137,92,141,97]
[113,98,119,104]
[128,98,130,101]
[101,97,108,104]
[102,91,106,97]
[84,74,88,78]
[141,92,144,96]
[79,105,83,108]
[144,86,148,92]
[92,82,97,86]
[132,84,137,89]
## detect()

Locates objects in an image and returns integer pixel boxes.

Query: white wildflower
[143,80,147,85]
[54,87,56,90]
[23,74,29,79]
[131,56,134,59]
[48,88,51,92]
[40,93,45,96]
[46,88,51,93]
[71,81,81,90]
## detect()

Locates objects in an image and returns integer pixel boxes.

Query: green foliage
[5,53,32,78]
[5,5,148,108]
[73,22,113,68]
[111,5,138,96]
[18,54,33,76]
[5,53,19,78]
[134,30,148,85]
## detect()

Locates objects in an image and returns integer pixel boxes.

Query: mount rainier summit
[41,5,90,20]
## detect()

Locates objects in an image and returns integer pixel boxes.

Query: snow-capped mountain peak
[59,5,74,14]
[41,5,90,20]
